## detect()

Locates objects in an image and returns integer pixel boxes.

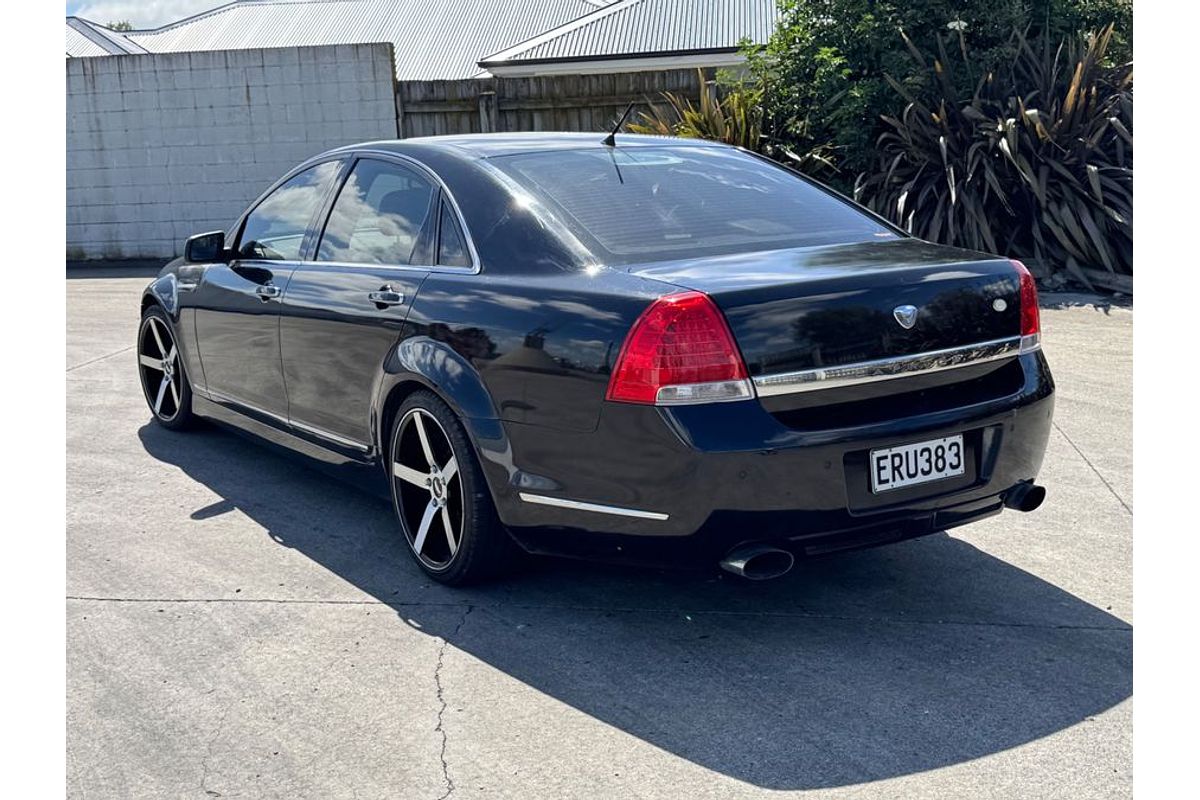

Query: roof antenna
[603,102,636,147]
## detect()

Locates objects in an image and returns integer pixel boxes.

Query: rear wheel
[138,306,194,430]
[389,391,512,585]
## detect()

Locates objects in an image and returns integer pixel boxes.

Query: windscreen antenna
[602,102,637,147]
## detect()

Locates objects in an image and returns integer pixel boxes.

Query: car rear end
[502,248,1052,566]
[485,140,1054,568]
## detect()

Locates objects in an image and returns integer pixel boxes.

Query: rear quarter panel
[403,269,669,432]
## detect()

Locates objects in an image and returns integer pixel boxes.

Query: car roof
[325,132,729,160]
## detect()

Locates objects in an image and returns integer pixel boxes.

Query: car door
[279,155,464,450]
[191,159,344,417]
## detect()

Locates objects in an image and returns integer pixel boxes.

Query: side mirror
[184,230,227,263]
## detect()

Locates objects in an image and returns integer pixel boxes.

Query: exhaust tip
[1005,483,1047,513]
[720,544,795,581]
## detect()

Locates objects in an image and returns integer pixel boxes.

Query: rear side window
[490,146,896,265]
[437,201,471,268]
[317,159,435,265]
[237,161,342,261]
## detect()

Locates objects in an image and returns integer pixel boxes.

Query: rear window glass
[490,146,896,265]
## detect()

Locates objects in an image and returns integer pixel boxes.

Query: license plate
[870,435,965,494]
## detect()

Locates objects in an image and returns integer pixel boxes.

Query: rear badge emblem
[993,298,1008,312]
[893,305,919,329]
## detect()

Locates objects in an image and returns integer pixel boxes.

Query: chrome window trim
[297,259,460,276]
[518,492,670,521]
[203,388,371,452]
[339,149,482,274]
[752,336,1024,397]
[224,154,351,256]
[226,150,483,276]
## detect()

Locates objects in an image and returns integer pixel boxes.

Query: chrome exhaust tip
[719,543,795,581]
[1004,483,1047,513]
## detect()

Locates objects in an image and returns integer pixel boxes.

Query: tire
[389,390,513,585]
[137,305,195,431]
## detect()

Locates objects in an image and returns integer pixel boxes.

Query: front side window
[317,159,435,265]
[237,161,342,261]
[490,146,896,265]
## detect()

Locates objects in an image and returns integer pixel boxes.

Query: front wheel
[389,391,513,585]
[137,305,195,430]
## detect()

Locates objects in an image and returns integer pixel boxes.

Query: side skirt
[192,394,391,500]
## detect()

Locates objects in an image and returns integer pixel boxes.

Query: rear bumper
[478,352,1054,565]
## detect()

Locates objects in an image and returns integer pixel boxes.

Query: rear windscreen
[490,145,897,265]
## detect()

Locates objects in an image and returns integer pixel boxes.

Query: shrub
[747,0,1132,182]
[628,75,764,152]
[854,25,1132,282]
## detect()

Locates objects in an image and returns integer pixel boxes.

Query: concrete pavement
[66,270,1132,798]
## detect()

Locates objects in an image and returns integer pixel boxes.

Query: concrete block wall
[67,44,399,261]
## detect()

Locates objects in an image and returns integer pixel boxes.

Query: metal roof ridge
[477,0,642,65]
[66,16,149,54]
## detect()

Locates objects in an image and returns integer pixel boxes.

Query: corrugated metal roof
[116,0,613,80]
[66,24,111,57]
[66,17,148,57]
[481,0,778,64]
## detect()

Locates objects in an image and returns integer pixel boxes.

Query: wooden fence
[395,69,711,138]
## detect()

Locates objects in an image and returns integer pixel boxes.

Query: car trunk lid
[625,239,1024,378]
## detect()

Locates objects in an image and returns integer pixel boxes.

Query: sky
[65,0,227,28]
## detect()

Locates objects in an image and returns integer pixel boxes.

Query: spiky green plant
[855,25,1132,283]
[628,71,764,152]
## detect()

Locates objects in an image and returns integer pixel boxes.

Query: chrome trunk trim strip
[752,336,1023,397]
[518,493,670,521]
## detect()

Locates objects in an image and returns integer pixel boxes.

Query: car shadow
[139,420,1131,791]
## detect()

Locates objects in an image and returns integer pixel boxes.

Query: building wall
[66,44,398,261]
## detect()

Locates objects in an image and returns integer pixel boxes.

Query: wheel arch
[142,273,181,320]
[377,378,432,463]
[374,337,513,506]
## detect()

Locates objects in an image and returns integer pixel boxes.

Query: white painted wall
[67,44,398,261]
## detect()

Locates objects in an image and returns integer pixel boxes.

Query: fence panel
[397,69,709,138]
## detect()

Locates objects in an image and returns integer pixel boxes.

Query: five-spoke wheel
[389,391,514,584]
[392,407,463,569]
[138,306,193,429]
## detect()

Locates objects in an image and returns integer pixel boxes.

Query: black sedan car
[138,133,1053,584]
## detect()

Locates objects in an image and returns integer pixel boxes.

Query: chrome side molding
[204,388,371,452]
[753,336,1024,397]
[518,492,669,521]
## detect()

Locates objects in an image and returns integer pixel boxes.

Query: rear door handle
[368,289,405,308]
[255,284,281,301]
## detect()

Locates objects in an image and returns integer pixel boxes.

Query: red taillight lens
[1011,259,1041,352]
[606,291,752,405]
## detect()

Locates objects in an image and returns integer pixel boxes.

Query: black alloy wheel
[389,391,513,585]
[138,306,194,430]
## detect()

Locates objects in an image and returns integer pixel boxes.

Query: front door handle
[255,284,282,301]
[368,288,405,308]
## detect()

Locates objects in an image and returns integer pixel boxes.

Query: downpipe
[1004,482,1047,513]
[720,543,795,581]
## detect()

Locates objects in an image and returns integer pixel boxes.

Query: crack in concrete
[199,703,230,798]
[67,345,135,373]
[1052,421,1132,515]
[434,605,473,800]
[65,595,1129,631]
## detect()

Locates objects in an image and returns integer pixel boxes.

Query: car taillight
[1011,259,1041,354]
[606,291,754,405]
